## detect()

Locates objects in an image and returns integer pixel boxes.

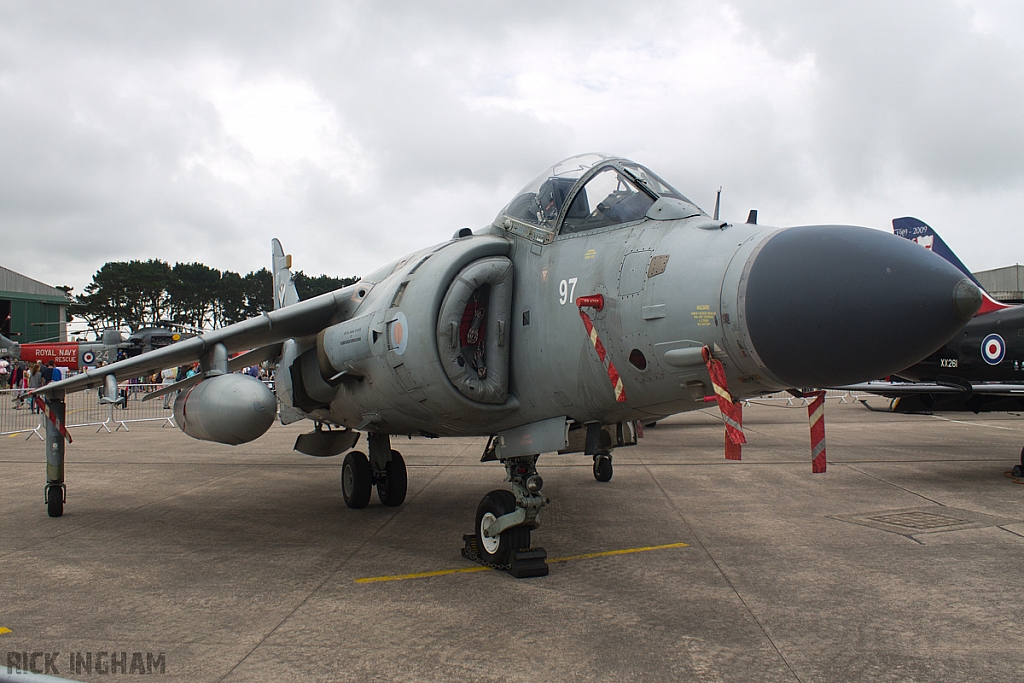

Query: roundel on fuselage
[389,312,409,356]
[981,333,1005,365]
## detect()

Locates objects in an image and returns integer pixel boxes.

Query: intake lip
[742,225,982,388]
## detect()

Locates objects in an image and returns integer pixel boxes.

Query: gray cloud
[2,0,1023,298]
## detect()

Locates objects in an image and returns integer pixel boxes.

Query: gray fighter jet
[30,153,981,576]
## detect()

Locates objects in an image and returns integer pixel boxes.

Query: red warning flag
[576,295,627,403]
[724,404,743,461]
[33,396,73,444]
[806,390,827,473]
[702,346,745,459]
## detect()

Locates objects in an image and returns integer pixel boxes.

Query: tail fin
[272,238,300,310]
[0,332,19,358]
[892,217,1011,315]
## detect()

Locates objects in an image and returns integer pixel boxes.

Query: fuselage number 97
[559,278,578,305]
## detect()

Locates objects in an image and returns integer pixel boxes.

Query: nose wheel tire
[475,489,530,566]
[376,449,408,507]
[593,453,613,482]
[342,451,372,509]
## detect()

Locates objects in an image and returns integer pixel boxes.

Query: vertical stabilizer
[0,333,19,359]
[272,239,300,310]
[892,217,1011,315]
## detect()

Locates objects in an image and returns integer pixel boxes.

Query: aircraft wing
[838,381,1024,398]
[31,285,360,397]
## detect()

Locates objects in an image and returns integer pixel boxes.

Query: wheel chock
[461,534,483,564]
[461,534,549,577]
[508,548,549,578]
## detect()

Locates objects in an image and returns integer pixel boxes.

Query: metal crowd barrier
[1,380,276,439]
[1,381,865,442]
[0,388,45,439]
[741,389,867,406]
[0,384,176,439]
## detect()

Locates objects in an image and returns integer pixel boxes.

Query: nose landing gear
[474,490,530,565]
[463,455,549,578]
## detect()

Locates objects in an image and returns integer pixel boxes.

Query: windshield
[561,167,654,234]
[497,153,703,238]
[500,153,615,231]
[620,163,689,201]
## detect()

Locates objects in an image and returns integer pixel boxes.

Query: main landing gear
[462,455,549,578]
[1013,446,1024,478]
[341,433,407,508]
[584,422,614,482]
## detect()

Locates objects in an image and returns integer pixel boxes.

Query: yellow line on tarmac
[547,541,689,564]
[356,565,494,583]
[0,627,12,635]
[354,541,689,584]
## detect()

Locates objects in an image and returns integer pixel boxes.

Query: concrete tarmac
[2,398,1024,682]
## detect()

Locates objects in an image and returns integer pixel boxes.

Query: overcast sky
[2,1,1023,296]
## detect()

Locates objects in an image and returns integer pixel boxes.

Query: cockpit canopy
[495,153,703,241]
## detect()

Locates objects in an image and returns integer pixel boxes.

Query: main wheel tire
[341,451,372,509]
[593,454,613,482]
[46,486,63,518]
[376,450,408,507]
[475,489,530,565]
[1013,464,1024,478]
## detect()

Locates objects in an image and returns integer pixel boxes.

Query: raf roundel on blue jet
[30,153,981,576]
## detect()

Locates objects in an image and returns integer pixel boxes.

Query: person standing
[28,363,43,413]
[11,362,24,407]
[41,360,55,385]
[161,366,177,409]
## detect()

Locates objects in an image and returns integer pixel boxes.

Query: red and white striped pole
[576,295,627,404]
[702,346,745,460]
[33,395,73,444]
[806,390,826,473]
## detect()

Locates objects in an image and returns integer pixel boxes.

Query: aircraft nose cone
[742,225,982,387]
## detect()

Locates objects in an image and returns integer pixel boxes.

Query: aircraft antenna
[713,187,722,221]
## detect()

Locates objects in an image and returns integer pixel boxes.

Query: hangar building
[0,265,68,343]
[974,265,1024,305]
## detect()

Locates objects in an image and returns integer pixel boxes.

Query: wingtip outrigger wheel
[593,453,613,482]
[40,392,70,518]
[45,483,65,518]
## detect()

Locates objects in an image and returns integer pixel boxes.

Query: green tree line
[68,259,358,331]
